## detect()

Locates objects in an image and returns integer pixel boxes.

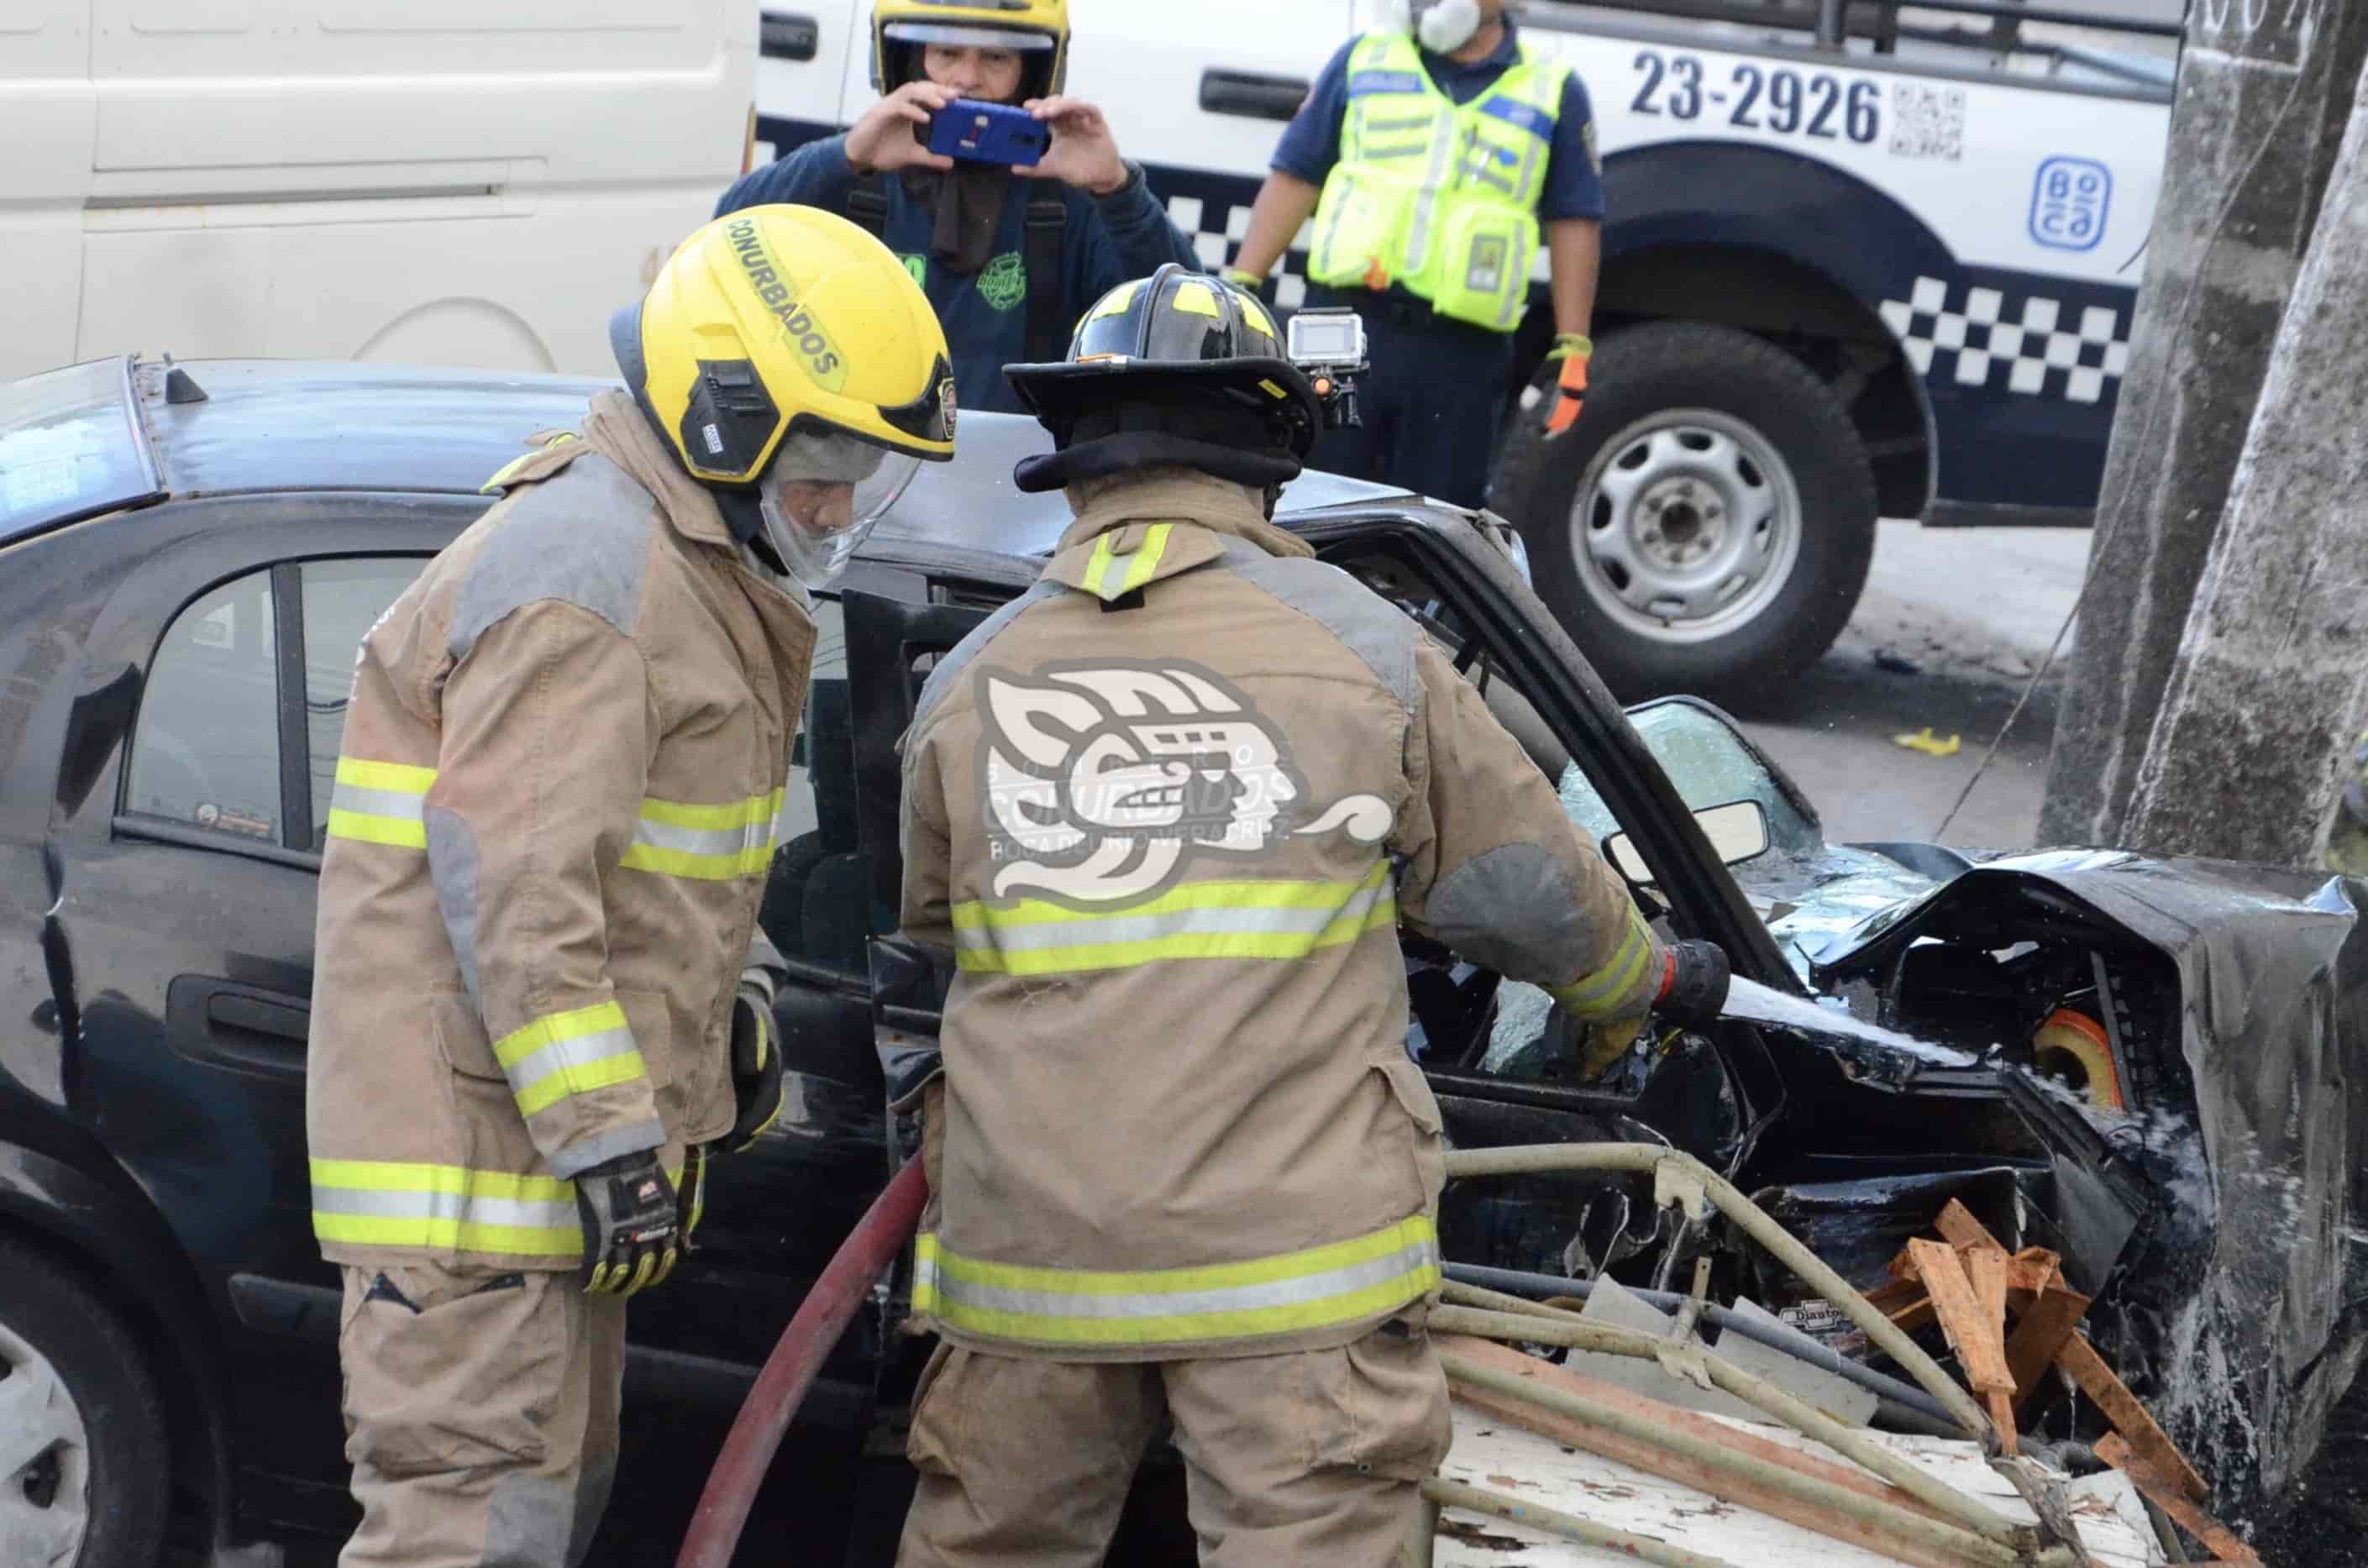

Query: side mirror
[1603,799,1772,888]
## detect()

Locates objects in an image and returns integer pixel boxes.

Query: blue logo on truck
[2029,157,2112,252]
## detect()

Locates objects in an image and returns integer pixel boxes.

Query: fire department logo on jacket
[976,660,1391,907]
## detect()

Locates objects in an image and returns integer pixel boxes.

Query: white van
[2,0,758,383]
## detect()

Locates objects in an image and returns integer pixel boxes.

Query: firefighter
[306,204,954,1568]
[891,265,1730,1565]
[1227,0,1604,509]
[714,0,1201,419]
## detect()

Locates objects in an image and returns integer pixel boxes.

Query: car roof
[139,359,1420,559]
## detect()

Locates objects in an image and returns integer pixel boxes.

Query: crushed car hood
[1776,847,2368,1507]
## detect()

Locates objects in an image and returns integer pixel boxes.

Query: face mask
[757,430,921,593]
[1389,0,1484,53]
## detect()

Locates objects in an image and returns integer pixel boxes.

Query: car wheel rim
[0,1320,91,1568]
[1567,409,1804,647]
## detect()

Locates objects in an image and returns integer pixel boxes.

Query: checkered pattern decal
[1879,275,2131,405]
[1164,193,1313,307]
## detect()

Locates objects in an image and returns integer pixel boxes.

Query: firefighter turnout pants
[895,1314,1452,1567]
[336,1262,625,1568]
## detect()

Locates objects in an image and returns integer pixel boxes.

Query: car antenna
[160,353,209,405]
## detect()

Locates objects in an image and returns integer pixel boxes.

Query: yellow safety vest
[1308,31,1570,332]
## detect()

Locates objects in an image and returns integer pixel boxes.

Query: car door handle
[167,975,309,1080]
[1201,69,1310,122]
[209,991,309,1041]
[760,9,820,61]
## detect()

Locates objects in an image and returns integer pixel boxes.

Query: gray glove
[574,1149,680,1296]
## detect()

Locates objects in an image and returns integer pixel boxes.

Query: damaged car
[0,356,2360,1565]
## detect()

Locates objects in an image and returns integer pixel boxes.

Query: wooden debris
[2004,1283,2091,1412]
[1904,1239,2019,1456]
[2095,1434,2260,1565]
[2056,1335,2210,1503]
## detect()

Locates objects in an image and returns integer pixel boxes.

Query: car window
[125,570,286,843]
[761,599,877,973]
[302,559,428,850]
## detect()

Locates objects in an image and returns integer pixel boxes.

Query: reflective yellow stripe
[324,757,438,849]
[953,865,1395,976]
[913,1217,1439,1347]
[618,789,781,881]
[1550,908,1656,1020]
[494,1003,648,1119]
[324,810,427,849]
[1078,523,1172,602]
[309,1157,581,1256]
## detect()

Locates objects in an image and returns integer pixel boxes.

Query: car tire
[0,1242,171,1568]
[1494,321,1877,706]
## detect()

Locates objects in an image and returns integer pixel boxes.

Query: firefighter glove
[727,986,785,1151]
[1653,939,1731,1030]
[575,1150,680,1296]
[1542,333,1591,437]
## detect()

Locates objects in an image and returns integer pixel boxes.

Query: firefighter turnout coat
[307,391,817,1274]
[898,469,1665,1361]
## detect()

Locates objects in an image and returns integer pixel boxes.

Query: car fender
[0,1137,237,1544]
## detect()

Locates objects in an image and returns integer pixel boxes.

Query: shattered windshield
[0,358,164,542]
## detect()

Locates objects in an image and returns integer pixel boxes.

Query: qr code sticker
[1890,83,1966,160]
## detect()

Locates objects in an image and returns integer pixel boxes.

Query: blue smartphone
[927,98,1049,167]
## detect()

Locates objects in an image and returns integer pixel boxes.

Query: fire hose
[675,1152,929,1568]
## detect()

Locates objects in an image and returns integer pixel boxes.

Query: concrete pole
[2119,41,2368,867]
[2038,0,2368,848]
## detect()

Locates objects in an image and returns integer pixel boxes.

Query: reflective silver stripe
[329,784,426,822]
[505,1024,639,1105]
[927,1238,1437,1322]
[954,879,1391,955]
[310,1186,579,1231]
[629,815,775,860]
[1402,108,1459,275]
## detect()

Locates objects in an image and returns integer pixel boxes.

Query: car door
[43,498,460,1530]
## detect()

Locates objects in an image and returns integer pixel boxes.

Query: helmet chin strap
[1390,0,1485,53]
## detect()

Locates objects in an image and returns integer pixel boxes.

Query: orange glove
[1543,333,1591,435]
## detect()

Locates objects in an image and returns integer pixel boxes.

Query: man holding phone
[716,1,1201,420]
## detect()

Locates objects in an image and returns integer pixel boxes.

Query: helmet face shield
[759,428,920,592]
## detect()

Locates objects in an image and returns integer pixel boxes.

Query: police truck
[756,0,2178,698]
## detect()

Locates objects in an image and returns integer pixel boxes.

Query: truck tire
[0,1241,171,1568]
[1495,321,1877,705]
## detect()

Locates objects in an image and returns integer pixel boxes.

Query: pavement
[1738,519,2094,852]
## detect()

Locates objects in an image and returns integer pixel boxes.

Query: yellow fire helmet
[612,205,955,588]
[872,0,1069,99]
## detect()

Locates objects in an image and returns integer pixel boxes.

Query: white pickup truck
[755,0,2177,696]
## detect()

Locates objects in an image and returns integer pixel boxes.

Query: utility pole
[2037,0,2368,849]
[2118,45,2368,867]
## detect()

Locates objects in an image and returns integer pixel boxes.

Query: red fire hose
[675,1152,930,1568]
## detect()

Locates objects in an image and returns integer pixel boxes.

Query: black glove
[575,1150,680,1296]
[1652,940,1731,1030]
[726,988,785,1151]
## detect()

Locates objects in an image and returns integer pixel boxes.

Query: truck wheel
[0,1243,171,1567]
[1496,321,1877,705]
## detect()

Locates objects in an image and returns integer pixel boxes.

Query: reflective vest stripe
[618,789,784,880]
[494,1002,647,1119]
[309,1157,582,1256]
[913,1216,1439,1347]
[325,757,437,848]
[1079,522,1173,602]
[1551,906,1656,1020]
[951,864,1394,976]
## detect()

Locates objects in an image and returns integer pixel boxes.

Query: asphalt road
[1740,518,2092,852]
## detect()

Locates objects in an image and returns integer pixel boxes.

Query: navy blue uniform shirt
[1273,19,1604,223]
[716,139,1203,417]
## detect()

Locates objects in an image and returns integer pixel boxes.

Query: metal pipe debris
[1442,1143,1994,1441]
[1432,1304,2035,1551]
